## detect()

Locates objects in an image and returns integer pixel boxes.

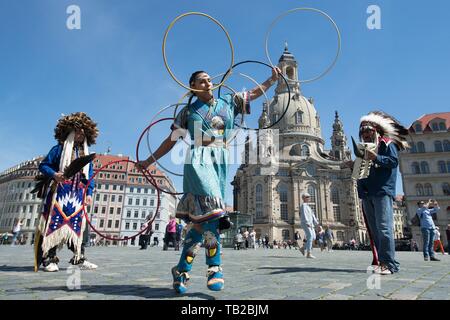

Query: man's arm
[369,143,399,169]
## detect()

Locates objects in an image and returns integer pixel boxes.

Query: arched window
[434,141,443,152]
[307,185,316,203]
[289,144,302,156]
[443,183,450,196]
[331,188,340,204]
[417,142,425,153]
[415,184,424,196]
[256,184,263,202]
[411,162,420,174]
[439,122,446,131]
[306,185,317,216]
[286,66,295,79]
[438,161,447,173]
[336,231,344,242]
[443,140,450,152]
[301,145,310,157]
[424,183,433,196]
[410,142,417,153]
[420,161,430,174]
[278,184,288,222]
[295,111,303,124]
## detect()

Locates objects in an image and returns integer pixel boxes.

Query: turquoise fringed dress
[173,92,249,224]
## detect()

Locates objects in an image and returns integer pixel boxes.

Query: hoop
[136,117,184,196]
[217,60,291,131]
[265,7,341,83]
[162,12,234,92]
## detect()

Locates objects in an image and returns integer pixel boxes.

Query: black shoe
[424,256,429,261]
[430,256,440,261]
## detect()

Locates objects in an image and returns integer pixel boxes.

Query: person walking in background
[163,216,177,250]
[249,229,256,249]
[299,192,322,259]
[294,231,302,250]
[324,225,334,252]
[234,230,243,250]
[433,226,446,255]
[11,218,24,246]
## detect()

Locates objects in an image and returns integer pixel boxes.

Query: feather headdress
[54,112,99,146]
[359,111,409,150]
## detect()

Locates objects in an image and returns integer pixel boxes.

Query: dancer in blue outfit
[137,67,280,293]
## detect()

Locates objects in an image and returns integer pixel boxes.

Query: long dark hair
[187,70,206,105]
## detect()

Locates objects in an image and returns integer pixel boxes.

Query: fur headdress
[54,112,99,146]
[359,111,409,150]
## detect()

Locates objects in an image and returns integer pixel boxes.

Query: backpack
[410,213,420,227]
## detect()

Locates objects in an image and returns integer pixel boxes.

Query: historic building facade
[399,112,450,249]
[232,47,367,244]
[0,153,178,247]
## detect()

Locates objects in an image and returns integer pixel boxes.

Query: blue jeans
[362,195,400,273]
[302,225,316,252]
[11,231,19,246]
[421,228,436,258]
[177,219,221,272]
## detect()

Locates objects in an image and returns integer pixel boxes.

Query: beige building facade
[399,112,450,249]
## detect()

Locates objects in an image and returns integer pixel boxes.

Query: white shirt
[13,222,22,233]
[300,203,318,228]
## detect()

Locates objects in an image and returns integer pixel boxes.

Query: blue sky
[1,0,449,205]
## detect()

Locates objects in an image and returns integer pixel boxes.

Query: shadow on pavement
[30,284,216,299]
[0,265,35,272]
[259,266,366,275]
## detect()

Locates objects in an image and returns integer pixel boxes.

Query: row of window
[254,184,342,222]
[414,122,447,132]
[411,161,450,174]
[125,209,156,219]
[410,140,450,153]
[95,172,163,185]
[0,217,38,228]
[93,206,122,215]
[2,204,41,214]
[127,198,155,206]
[415,183,450,196]
[94,193,156,207]
[1,192,38,202]
[97,220,161,231]
[123,222,160,231]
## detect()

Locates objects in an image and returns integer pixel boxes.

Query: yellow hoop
[162,12,234,92]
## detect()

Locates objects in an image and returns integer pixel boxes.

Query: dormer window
[414,123,422,132]
[439,122,446,131]
[432,122,439,131]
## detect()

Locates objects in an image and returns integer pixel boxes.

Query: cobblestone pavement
[0,246,449,300]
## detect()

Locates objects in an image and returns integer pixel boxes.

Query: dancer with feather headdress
[355,111,409,275]
[33,112,99,272]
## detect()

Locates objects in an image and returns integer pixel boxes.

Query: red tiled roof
[409,112,450,133]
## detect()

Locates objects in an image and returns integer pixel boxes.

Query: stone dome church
[232,45,368,244]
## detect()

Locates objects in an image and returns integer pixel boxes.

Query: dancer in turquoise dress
[137,67,280,293]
